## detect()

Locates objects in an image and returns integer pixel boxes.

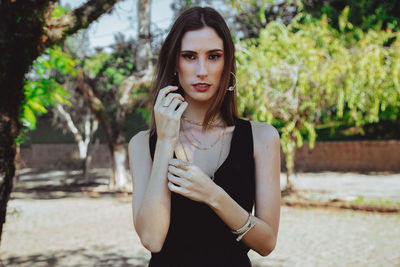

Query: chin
[187,91,216,103]
[182,86,217,102]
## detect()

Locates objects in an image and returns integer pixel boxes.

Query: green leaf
[27,99,47,113]
[22,106,37,130]
[51,5,68,18]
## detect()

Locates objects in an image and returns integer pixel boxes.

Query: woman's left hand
[167,158,220,204]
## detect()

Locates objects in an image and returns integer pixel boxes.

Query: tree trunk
[0,0,50,245]
[0,0,119,244]
[0,116,18,245]
[108,142,131,191]
[56,103,98,182]
[136,0,152,73]
[285,137,297,191]
[83,138,100,183]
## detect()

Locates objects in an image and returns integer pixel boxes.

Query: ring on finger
[182,161,190,168]
[162,98,170,107]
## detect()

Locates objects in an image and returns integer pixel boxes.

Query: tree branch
[42,0,120,49]
[76,67,115,144]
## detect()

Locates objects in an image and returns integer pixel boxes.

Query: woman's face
[177,26,225,103]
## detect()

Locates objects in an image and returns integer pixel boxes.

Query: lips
[193,83,211,86]
[192,83,211,92]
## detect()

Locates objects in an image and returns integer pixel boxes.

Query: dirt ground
[1,169,400,266]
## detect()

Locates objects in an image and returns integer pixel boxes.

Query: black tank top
[148,117,255,267]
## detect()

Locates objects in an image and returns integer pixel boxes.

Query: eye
[183,54,196,60]
[209,54,221,60]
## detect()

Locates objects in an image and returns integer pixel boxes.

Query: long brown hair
[149,6,238,136]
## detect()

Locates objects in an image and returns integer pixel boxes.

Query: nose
[196,59,208,79]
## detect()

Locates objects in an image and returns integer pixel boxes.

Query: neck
[182,95,223,126]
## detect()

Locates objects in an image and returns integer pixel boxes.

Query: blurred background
[1,0,399,266]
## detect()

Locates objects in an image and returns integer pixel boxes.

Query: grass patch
[350,196,400,207]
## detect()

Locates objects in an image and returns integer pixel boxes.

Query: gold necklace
[180,127,225,181]
[182,115,221,127]
[182,127,223,150]
[185,125,215,146]
[181,118,225,150]
[181,116,224,146]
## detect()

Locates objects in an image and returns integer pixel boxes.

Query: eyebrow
[180,49,224,54]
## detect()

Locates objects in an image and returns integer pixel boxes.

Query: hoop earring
[227,72,237,91]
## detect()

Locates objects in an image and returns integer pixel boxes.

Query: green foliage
[51,4,68,18]
[301,0,400,32]
[83,52,111,77]
[80,37,149,130]
[21,47,76,132]
[84,41,136,92]
[137,107,151,123]
[235,10,400,173]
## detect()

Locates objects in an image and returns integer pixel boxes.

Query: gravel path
[2,195,400,267]
[285,172,400,202]
[15,168,400,203]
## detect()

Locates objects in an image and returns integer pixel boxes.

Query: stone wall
[19,140,400,172]
[291,140,400,172]
[19,143,116,169]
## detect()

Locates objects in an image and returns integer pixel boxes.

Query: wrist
[156,138,177,149]
[206,183,224,209]
[154,139,176,161]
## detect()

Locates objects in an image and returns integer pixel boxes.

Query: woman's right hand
[154,86,188,145]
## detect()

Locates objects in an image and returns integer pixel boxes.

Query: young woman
[128,6,281,267]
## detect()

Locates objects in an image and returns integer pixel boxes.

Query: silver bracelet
[236,220,256,241]
[231,213,255,235]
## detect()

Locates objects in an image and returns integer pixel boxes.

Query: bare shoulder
[249,121,280,156]
[129,130,150,146]
[128,130,151,155]
[249,121,280,143]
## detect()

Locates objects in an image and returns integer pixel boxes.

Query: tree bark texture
[55,103,98,180]
[0,0,119,245]
[110,143,130,189]
[136,0,152,73]
[76,67,144,191]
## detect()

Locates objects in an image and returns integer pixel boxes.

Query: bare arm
[207,122,281,256]
[128,131,175,253]
[128,86,188,253]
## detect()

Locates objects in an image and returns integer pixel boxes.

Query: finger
[166,97,183,112]
[169,158,190,169]
[168,165,185,177]
[168,181,189,195]
[166,93,185,101]
[175,101,188,118]
[167,173,183,186]
[155,86,178,107]
[163,93,185,107]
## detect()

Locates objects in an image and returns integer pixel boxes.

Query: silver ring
[162,99,170,107]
